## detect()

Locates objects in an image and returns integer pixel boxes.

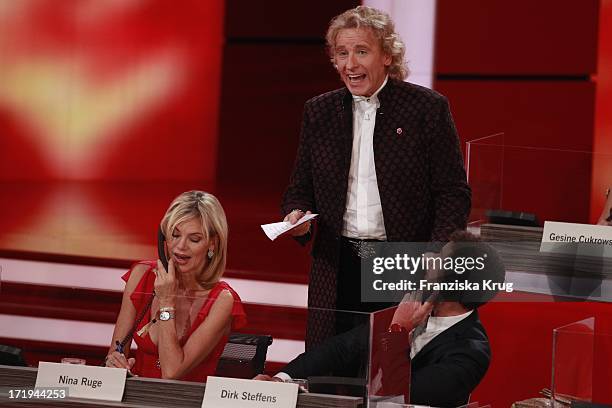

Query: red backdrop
[0,0,223,182]
[592,0,612,221]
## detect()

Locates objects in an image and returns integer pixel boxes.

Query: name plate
[35,362,126,402]
[202,376,298,408]
[540,221,612,258]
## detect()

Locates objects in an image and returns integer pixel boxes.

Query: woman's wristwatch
[158,306,175,321]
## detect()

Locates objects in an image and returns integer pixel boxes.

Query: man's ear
[384,53,392,67]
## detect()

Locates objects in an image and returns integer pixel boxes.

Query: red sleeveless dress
[121,261,247,381]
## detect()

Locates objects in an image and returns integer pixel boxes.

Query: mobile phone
[157,227,169,271]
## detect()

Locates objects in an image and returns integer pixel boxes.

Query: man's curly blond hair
[326,6,408,81]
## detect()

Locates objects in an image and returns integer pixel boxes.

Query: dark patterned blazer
[282,310,490,407]
[282,79,471,345]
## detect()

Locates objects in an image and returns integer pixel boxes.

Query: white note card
[202,376,298,408]
[261,213,318,241]
[35,362,126,402]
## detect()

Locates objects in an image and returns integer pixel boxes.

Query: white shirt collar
[425,309,473,333]
[410,309,473,359]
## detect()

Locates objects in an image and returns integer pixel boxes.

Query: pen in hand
[115,340,124,354]
[113,340,137,376]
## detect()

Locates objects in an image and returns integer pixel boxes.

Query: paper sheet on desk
[261,213,318,241]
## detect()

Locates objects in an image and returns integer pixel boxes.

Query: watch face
[159,311,171,321]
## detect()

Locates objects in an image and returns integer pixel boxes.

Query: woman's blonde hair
[326,5,408,81]
[160,191,228,288]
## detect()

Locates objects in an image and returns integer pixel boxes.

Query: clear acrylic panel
[365,302,490,408]
[106,291,214,378]
[551,317,595,403]
[372,399,489,407]
[121,292,374,384]
[466,134,612,226]
[477,238,612,302]
[282,306,371,399]
[367,306,411,406]
[465,135,612,302]
[466,133,505,226]
[551,317,612,405]
[122,291,257,380]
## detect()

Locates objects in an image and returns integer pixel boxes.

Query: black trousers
[335,237,393,335]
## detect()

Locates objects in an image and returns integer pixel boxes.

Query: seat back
[215,333,272,378]
[0,344,27,366]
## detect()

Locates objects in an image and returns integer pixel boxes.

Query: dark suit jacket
[282,79,471,345]
[282,310,490,408]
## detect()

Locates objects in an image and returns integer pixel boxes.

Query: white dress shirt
[341,76,388,240]
[410,310,473,359]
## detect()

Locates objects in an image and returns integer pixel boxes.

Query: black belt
[341,236,385,259]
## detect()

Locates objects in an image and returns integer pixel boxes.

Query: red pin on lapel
[396,127,403,135]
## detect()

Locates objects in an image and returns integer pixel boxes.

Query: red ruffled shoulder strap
[121,261,156,312]
[201,281,247,330]
[121,260,156,283]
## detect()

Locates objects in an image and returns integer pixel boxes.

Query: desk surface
[0,365,362,408]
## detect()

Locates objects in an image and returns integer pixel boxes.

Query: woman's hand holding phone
[153,259,178,306]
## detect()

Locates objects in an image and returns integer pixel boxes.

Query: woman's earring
[207,248,214,260]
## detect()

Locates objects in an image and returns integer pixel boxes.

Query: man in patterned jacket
[281,6,471,347]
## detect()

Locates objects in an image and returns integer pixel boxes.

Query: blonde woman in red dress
[105,191,246,381]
